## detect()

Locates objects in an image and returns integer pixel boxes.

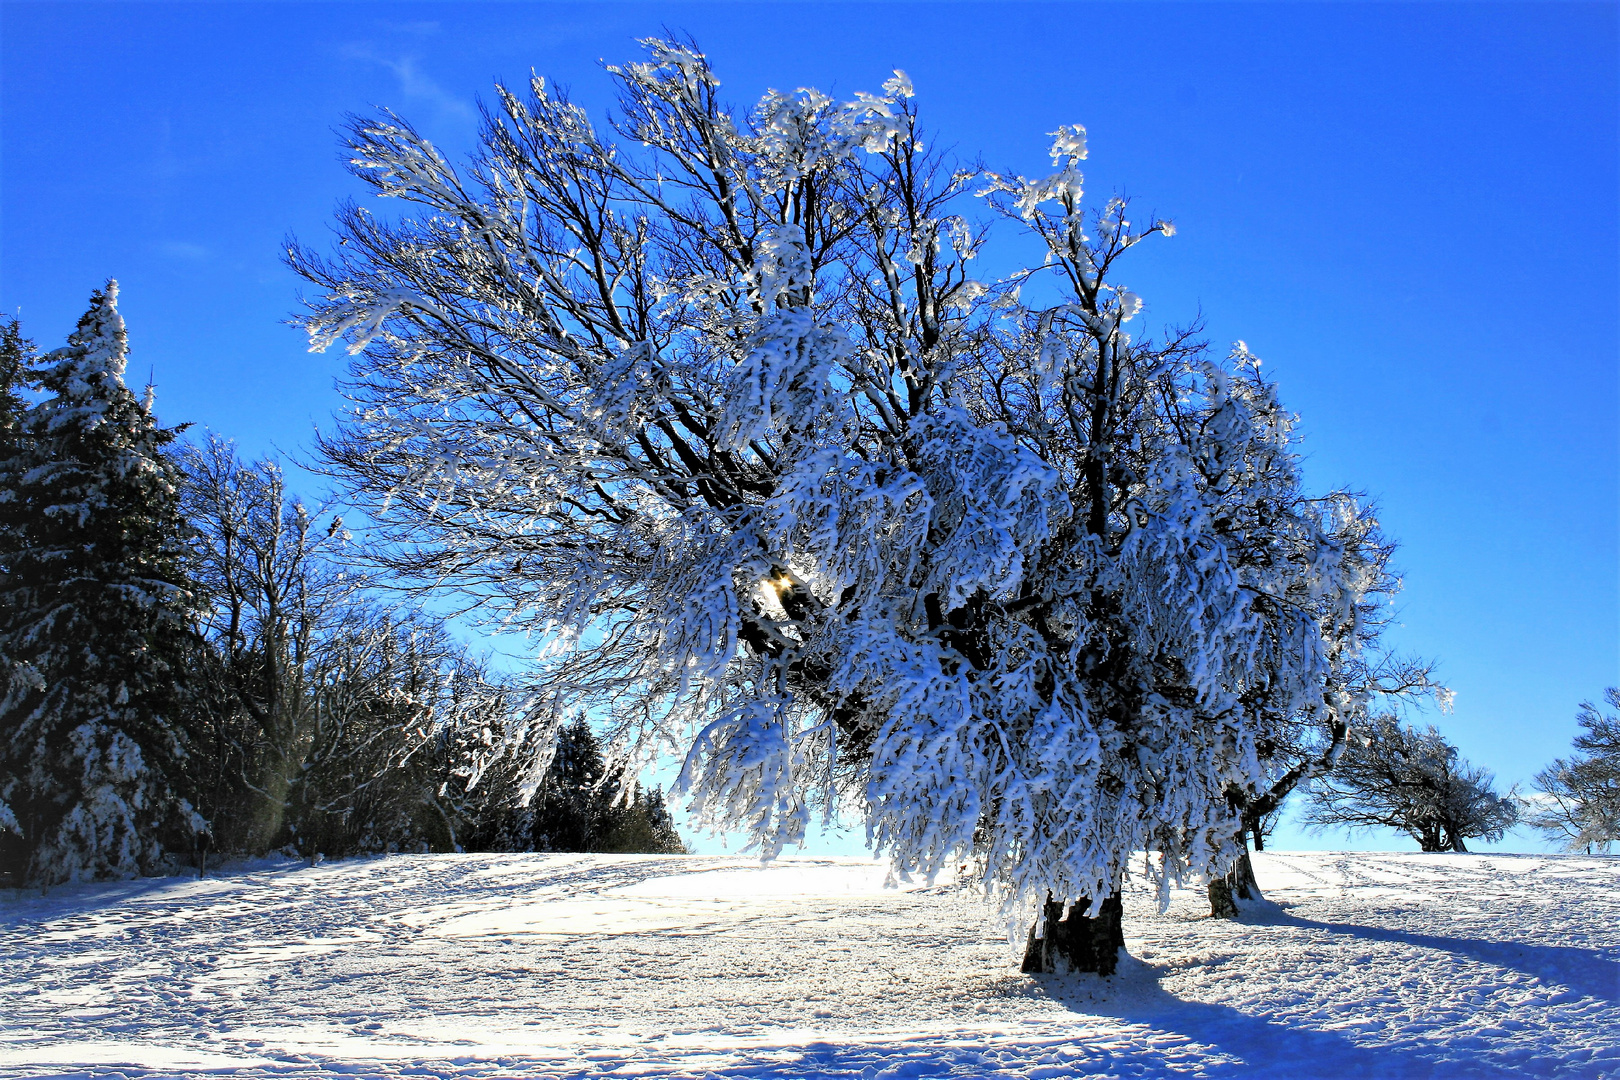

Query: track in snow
[1,851,1616,1079]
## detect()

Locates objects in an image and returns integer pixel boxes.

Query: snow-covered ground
[1,851,1615,1079]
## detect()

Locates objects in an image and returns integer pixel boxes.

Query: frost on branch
[294,38,1412,947]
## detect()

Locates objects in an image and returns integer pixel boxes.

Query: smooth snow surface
[1,852,1616,1078]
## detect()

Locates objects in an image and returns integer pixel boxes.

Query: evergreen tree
[0,317,37,874]
[528,718,685,854]
[597,786,687,855]
[429,688,546,855]
[0,317,34,440]
[0,283,199,886]
[529,718,616,853]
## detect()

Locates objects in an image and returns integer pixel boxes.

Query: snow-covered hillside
[1,851,1615,1079]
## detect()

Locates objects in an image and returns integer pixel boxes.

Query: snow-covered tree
[425,680,545,854]
[0,317,36,879]
[528,717,687,854]
[293,40,1406,972]
[1207,650,1445,917]
[0,284,200,886]
[282,605,512,859]
[527,717,615,854]
[1303,715,1516,852]
[0,317,33,443]
[1522,689,1620,854]
[179,436,530,862]
[177,435,357,859]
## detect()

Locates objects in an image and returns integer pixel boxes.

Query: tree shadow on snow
[1017,956,1525,1080]
[1276,915,1620,1005]
[0,870,228,923]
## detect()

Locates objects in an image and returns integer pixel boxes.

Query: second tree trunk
[1208,846,1261,918]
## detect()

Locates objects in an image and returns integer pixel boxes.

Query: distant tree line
[0,289,683,888]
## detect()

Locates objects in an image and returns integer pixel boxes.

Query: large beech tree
[293,39,1410,972]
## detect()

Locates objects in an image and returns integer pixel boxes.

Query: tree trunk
[1021,893,1125,976]
[1207,877,1240,919]
[1208,833,1263,918]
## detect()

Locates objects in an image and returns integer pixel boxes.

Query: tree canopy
[291,39,1410,931]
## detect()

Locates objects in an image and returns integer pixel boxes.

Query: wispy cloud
[156,240,209,262]
[379,20,441,38]
[339,44,476,124]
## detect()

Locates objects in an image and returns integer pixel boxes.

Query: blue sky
[2,2,1615,855]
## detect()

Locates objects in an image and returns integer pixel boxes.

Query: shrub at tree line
[0,293,682,889]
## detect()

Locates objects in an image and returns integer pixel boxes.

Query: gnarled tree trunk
[1021,892,1125,975]
[1210,825,1262,919]
[1206,719,1355,920]
[1207,842,1262,919]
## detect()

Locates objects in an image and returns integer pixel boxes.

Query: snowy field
[1,851,1616,1079]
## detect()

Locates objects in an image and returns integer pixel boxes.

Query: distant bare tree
[1522,689,1620,854]
[179,436,355,859]
[284,605,517,859]
[1208,651,1446,916]
[179,438,524,862]
[1303,716,1516,853]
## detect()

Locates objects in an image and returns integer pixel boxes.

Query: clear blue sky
[2,2,1615,855]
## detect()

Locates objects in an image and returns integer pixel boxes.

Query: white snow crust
[1,851,1615,1079]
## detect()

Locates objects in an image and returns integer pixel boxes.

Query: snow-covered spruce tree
[1303,715,1516,852]
[528,717,688,854]
[0,317,33,440]
[0,317,38,879]
[0,284,200,886]
[527,717,615,853]
[1522,689,1620,854]
[613,786,687,855]
[293,41,1403,973]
